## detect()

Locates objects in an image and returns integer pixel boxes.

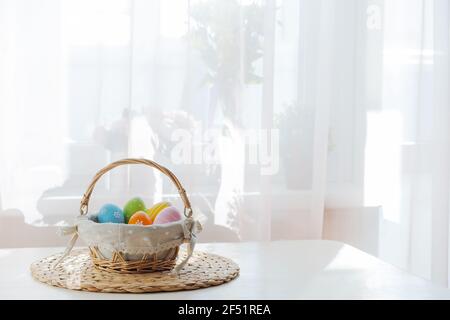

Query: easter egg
[128,211,152,225]
[153,206,182,224]
[146,201,172,223]
[123,197,146,223]
[97,204,125,224]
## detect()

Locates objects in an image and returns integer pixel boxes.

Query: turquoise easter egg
[123,197,146,223]
[153,206,182,224]
[98,204,125,224]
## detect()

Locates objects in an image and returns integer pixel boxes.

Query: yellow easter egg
[146,201,171,223]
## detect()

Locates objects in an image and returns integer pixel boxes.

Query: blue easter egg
[97,204,125,224]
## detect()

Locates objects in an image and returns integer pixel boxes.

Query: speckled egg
[97,203,125,224]
[146,201,172,223]
[123,197,146,223]
[128,211,152,225]
[153,206,182,224]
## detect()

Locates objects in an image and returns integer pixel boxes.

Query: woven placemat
[30,248,239,293]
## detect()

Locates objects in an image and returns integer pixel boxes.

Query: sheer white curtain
[0,0,450,286]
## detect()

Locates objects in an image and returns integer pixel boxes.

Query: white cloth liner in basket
[57,214,202,274]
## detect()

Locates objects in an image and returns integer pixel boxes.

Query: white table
[1,240,449,299]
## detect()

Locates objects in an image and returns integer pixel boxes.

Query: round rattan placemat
[30,248,239,293]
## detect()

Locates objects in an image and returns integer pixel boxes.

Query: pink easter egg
[153,206,182,224]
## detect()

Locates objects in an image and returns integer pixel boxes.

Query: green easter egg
[123,197,146,223]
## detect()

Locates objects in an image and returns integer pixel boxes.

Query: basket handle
[79,158,192,218]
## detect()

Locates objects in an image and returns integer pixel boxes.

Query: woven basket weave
[76,158,194,274]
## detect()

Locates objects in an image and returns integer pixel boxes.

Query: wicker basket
[71,158,196,274]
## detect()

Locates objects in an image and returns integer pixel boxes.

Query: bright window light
[364,110,403,223]
[160,0,188,38]
[63,0,131,46]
